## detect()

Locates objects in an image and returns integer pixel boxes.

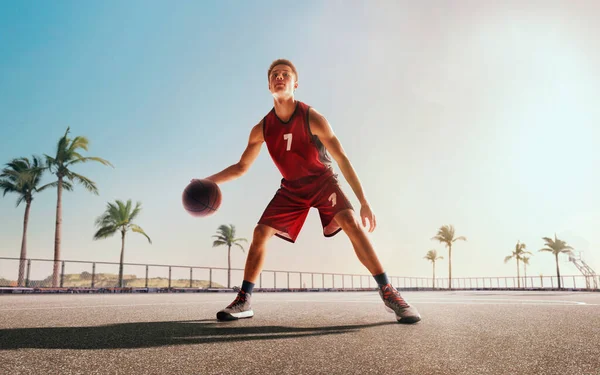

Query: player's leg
[216,224,277,321]
[332,209,384,275]
[217,188,309,321]
[243,224,277,284]
[314,177,421,323]
[333,209,421,323]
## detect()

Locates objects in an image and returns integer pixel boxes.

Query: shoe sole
[396,315,421,324]
[216,310,254,321]
[385,306,421,324]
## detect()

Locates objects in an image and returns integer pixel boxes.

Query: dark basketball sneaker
[379,284,421,324]
[216,291,254,321]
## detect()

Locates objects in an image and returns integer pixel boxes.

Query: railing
[0,256,598,291]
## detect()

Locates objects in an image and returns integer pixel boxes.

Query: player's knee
[335,210,360,233]
[253,224,275,243]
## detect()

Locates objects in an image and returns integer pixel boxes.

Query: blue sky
[1,1,599,285]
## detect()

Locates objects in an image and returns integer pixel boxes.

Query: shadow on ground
[0,320,399,350]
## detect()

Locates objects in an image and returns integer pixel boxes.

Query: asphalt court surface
[1,291,599,375]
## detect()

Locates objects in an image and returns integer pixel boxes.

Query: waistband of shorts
[280,168,335,188]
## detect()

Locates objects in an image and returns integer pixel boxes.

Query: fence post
[332,274,335,288]
[573,276,576,289]
[92,263,96,288]
[311,273,314,288]
[25,259,31,287]
[145,265,149,288]
[274,271,276,289]
[287,272,290,289]
[168,266,172,289]
[300,273,303,288]
[60,261,65,288]
[351,275,354,289]
[190,268,193,288]
[342,275,345,289]
[209,268,212,288]
[259,272,262,288]
[322,273,324,288]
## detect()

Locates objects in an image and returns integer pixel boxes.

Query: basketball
[182,179,222,217]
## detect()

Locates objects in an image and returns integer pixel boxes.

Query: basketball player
[200,59,421,324]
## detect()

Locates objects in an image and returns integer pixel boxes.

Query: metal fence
[0,256,598,290]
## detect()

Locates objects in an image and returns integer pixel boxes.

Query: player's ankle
[241,280,255,295]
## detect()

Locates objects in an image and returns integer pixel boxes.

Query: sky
[1,0,599,286]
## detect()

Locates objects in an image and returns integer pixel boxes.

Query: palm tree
[521,256,530,288]
[431,224,466,289]
[212,224,248,288]
[93,200,151,287]
[45,127,113,286]
[0,156,54,286]
[539,234,574,289]
[503,241,531,288]
[424,249,443,289]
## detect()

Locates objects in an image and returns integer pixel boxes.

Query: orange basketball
[182,179,221,217]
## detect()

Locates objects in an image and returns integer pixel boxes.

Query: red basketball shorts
[258,170,354,243]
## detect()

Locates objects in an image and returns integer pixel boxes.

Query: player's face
[269,65,297,98]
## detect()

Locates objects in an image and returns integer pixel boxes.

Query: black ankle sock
[373,272,390,287]
[241,280,255,295]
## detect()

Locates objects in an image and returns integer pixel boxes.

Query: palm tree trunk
[448,244,452,289]
[52,176,63,287]
[18,200,32,286]
[555,253,561,289]
[432,262,436,289]
[516,258,521,288]
[228,245,231,289]
[119,230,126,288]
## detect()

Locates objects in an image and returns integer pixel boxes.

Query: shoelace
[227,291,247,308]
[382,284,410,309]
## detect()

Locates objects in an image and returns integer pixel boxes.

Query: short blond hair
[268,59,298,82]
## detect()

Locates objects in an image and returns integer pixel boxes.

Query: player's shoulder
[306,105,327,124]
[249,118,266,142]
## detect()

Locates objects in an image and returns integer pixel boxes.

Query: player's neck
[273,96,297,122]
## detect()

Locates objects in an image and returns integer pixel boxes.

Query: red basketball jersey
[262,101,332,181]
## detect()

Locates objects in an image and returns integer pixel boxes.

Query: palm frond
[130,224,152,244]
[0,180,18,196]
[234,242,246,253]
[67,155,114,168]
[93,225,119,240]
[70,172,99,194]
[15,195,27,207]
[129,202,142,221]
[213,240,227,247]
[68,135,90,153]
[217,224,233,238]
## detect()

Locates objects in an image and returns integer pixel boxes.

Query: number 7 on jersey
[283,133,292,151]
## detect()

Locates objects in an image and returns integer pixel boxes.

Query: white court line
[1,298,598,311]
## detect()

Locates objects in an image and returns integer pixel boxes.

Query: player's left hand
[360,203,377,232]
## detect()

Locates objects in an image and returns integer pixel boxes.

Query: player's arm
[202,121,264,185]
[308,108,376,231]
